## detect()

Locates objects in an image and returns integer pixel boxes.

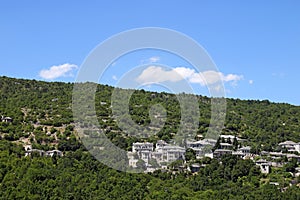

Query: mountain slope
[0,76,299,152]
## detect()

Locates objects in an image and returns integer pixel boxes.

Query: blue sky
[0,1,300,105]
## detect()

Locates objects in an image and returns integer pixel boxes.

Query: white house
[127,152,138,168]
[161,145,185,163]
[256,159,271,174]
[220,134,236,141]
[213,149,232,158]
[45,150,63,157]
[186,140,211,149]
[1,116,12,123]
[25,149,45,157]
[155,143,185,163]
[132,142,154,165]
[25,149,63,157]
[279,141,300,153]
[132,142,153,153]
[186,140,212,158]
[237,146,251,156]
[220,143,233,150]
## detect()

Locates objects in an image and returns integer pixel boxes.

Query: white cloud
[136,66,182,83]
[136,66,243,86]
[140,56,161,65]
[39,63,78,80]
[272,72,285,78]
[173,67,195,79]
[189,71,222,85]
[249,80,254,84]
[112,75,118,80]
[149,56,160,63]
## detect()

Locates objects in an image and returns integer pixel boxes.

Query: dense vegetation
[1,76,299,150]
[1,140,299,199]
[0,76,300,199]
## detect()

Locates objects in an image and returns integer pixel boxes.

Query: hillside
[0,76,299,152]
[0,76,300,199]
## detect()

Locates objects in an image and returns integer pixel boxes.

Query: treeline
[0,140,299,200]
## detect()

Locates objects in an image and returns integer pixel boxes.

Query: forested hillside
[0,76,300,199]
[0,76,299,151]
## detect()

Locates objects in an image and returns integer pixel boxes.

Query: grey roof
[279,141,297,146]
[220,143,233,146]
[232,151,245,155]
[191,164,201,168]
[239,146,251,150]
[220,135,236,139]
[214,149,232,152]
[256,159,268,164]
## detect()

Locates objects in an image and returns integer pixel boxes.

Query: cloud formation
[149,56,160,63]
[112,75,118,80]
[136,66,243,86]
[141,56,161,65]
[39,63,78,80]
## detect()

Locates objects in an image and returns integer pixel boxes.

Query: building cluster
[24,145,63,157]
[185,138,216,158]
[128,140,185,169]
[256,141,300,174]
[128,135,252,171]
[188,135,252,159]
[128,135,300,175]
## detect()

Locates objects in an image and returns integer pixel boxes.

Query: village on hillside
[2,112,300,191]
[128,135,300,177]
[3,114,300,179]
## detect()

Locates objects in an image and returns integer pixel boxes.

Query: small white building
[213,149,232,158]
[232,151,245,158]
[1,116,12,123]
[163,145,185,163]
[186,140,212,158]
[132,142,153,153]
[132,142,154,165]
[25,149,45,157]
[127,152,138,168]
[279,141,300,153]
[186,140,211,149]
[45,150,63,157]
[155,144,185,163]
[25,149,63,157]
[286,154,300,162]
[156,140,168,149]
[220,143,233,150]
[237,146,251,156]
[220,134,236,142]
[190,163,201,173]
[139,150,152,164]
[256,159,271,174]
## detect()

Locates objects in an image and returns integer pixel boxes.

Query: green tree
[136,159,147,171]
[185,148,196,162]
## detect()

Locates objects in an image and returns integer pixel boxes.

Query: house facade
[128,140,185,168]
[279,141,300,153]
[256,159,271,174]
